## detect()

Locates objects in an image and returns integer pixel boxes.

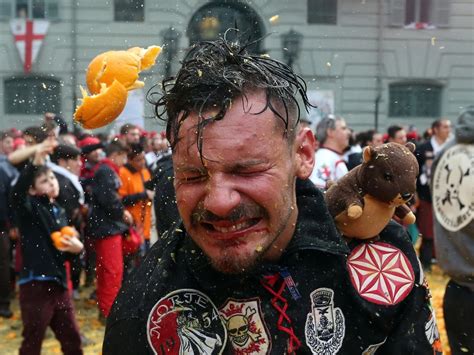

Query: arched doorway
[187,1,265,53]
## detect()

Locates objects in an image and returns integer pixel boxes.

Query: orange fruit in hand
[73,80,128,129]
[51,231,65,249]
[61,226,76,237]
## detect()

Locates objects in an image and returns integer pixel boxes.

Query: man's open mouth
[202,218,261,233]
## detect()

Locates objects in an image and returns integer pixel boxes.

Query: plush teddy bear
[325,142,419,239]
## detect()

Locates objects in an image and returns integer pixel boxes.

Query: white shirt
[309,147,348,190]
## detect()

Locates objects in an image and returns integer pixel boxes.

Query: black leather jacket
[88,160,128,239]
[104,179,440,354]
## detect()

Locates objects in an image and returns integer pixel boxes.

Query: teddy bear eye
[384,172,393,181]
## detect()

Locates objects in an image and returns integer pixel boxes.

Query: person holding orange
[11,141,83,354]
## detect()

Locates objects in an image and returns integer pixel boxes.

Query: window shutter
[389,0,406,27]
[432,0,450,28]
[46,0,59,20]
[0,0,12,20]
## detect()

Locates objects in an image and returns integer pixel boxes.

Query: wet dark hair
[150,31,313,156]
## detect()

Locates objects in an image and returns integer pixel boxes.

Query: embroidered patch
[305,288,345,354]
[219,298,271,354]
[425,306,443,355]
[147,289,227,354]
[347,242,415,305]
[362,338,387,355]
[432,144,474,232]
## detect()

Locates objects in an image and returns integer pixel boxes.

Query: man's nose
[203,174,241,218]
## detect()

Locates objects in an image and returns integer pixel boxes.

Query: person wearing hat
[78,136,104,186]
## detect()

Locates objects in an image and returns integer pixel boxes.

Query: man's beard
[209,247,264,274]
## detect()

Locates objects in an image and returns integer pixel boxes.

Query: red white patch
[347,242,414,305]
[147,289,226,354]
[219,298,271,354]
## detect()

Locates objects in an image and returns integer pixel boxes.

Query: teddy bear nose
[401,192,413,201]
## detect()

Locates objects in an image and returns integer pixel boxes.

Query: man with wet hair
[104,36,440,354]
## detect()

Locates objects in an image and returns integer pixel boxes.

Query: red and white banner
[10,19,49,73]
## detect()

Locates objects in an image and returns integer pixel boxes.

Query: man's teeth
[213,220,253,233]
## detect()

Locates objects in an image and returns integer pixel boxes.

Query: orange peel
[61,226,76,237]
[86,45,162,95]
[74,80,128,129]
[127,45,162,70]
[51,231,66,249]
[76,45,161,129]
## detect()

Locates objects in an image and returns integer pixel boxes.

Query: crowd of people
[0,36,472,355]
[0,118,174,353]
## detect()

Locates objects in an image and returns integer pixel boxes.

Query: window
[389,82,442,118]
[307,0,337,25]
[389,0,450,28]
[0,0,58,20]
[114,0,144,22]
[188,2,264,53]
[4,77,61,114]
[405,0,431,25]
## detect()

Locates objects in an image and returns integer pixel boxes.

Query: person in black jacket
[11,139,83,355]
[104,36,442,354]
[50,144,85,300]
[149,153,180,237]
[88,140,131,320]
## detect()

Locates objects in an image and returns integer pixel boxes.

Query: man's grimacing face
[173,91,315,274]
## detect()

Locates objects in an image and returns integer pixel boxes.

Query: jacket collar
[99,158,120,175]
[183,178,349,277]
[282,179,349,256]
[124,163,138,173]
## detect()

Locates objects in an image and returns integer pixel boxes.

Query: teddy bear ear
[362,146,374,163]
[405,142,416,153]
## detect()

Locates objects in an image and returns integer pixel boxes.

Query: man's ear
[294,127,316,179]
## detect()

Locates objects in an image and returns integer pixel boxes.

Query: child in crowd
[11,139,84,355]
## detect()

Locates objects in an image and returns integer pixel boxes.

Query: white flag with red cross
[10,19,49,73]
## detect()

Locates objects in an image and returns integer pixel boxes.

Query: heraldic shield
[305,288,345,355]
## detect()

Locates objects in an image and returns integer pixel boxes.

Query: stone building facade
[0,0,472,133]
